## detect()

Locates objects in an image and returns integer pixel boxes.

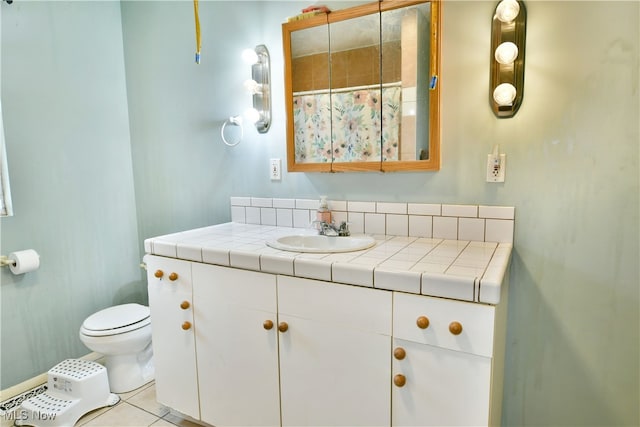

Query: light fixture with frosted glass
[495,0,520,23]
[243,45,271,133]
[494,42,518,65]
[489,0,526,118]
[221,45,272,146]
[493,83,517,106]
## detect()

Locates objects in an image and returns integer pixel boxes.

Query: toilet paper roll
[9,249,40,275]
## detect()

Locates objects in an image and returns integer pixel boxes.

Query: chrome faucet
[312,220,350,237]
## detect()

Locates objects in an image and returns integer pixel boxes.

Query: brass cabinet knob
[154,270,164,278]
[416,316,430,329]
[449,321,463,335]
[180,301,190,310]
[394,374,406,387]
[263,320,274,330]
[278,322,289,333]
[181,321,192,330]
[169,272,178,281]
[393,347,406,360]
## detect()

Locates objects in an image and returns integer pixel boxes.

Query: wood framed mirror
[283,0,441,173]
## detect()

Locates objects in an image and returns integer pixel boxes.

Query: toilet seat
[81,303,150,337]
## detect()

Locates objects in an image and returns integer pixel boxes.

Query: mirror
[329,7,381,168]
[288,16,332,169]
[283,0,441,172]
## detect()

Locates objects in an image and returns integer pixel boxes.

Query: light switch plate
[270,158,281,181]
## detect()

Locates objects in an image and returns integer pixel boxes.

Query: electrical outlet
[486,153,506,182]
[270,158,281,181]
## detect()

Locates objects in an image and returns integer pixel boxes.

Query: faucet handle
[337,221,350,236]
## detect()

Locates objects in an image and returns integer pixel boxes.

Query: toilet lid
[83,303,150,332]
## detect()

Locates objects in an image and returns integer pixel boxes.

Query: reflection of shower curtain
[293,93,332,163]
[0,100,13,217]
[293,84,401,163]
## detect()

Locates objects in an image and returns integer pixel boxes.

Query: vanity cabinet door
[392,292,497,426]
[391,338,492,426]
[277,276,392,426]
[192,264,280,427]
[144,255,199,419]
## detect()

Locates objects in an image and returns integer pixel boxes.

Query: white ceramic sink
[266,234,376,253]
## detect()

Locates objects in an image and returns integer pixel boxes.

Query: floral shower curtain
[293,84,401,164]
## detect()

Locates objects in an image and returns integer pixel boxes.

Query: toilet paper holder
[1,249,41,274]
[0,255,16,267]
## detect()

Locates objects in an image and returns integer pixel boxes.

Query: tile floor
[3,382,204,427]
[77,382,203,427]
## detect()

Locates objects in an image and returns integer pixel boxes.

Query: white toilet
[79,303,154,393]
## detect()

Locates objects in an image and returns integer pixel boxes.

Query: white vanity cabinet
[191,264,281,427]
[391,292,506,426]
[145,253,508,427]
[277,276,392,426]
[144,255,200,419]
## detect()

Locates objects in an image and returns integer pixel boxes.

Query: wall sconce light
[242,44,271,133]
[490,0,526,118]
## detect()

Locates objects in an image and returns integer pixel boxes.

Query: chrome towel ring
[221,115,243,147]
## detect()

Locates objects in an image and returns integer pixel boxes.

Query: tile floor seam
[79,401,161,427]
[73,382,201,427]
[129,401,171,421]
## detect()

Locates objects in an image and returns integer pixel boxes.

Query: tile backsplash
[230,197,515,244]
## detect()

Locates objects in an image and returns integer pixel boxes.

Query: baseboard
[0,352,102,402]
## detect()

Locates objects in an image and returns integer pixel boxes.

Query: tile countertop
[144,222,512,305]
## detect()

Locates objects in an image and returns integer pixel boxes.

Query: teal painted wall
[2,1,638,425]
[0,2,142,387]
